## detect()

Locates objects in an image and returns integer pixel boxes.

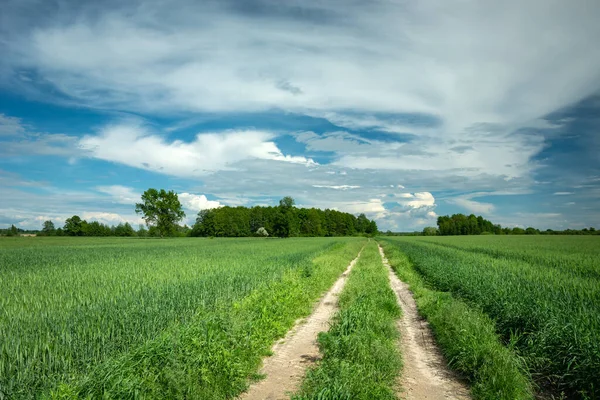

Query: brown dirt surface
[238,248,363,400]
[378,244,472,400]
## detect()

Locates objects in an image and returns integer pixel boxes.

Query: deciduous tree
[64,216,85,236]
[135,188,185,237]
[42,220,56,235]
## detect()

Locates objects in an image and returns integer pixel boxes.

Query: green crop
[379,240,532,400]
[0,237,364,399]
[381,236,600,399]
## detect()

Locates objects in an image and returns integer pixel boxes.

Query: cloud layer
[1,0,599,230]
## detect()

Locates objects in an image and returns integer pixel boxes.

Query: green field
[0,237,364,398]
[380,235,600,399]
[2,235,599,399]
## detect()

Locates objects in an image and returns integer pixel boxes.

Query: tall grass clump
[0,237,364,399]
[383,236,599,399]
[379,240,533,400]
[293,241,402,400]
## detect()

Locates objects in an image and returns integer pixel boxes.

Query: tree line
[190,196,378,237]
[413,213,599,236]
[30,218,163,237]
[2,190,377,238]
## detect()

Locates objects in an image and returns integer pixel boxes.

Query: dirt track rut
[378,244,471,400]
[238,249,363,400]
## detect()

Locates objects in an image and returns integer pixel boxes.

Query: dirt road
[378,244,471,400]
[238,249,363,400]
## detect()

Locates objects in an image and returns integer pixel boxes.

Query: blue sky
[1,0,599,231]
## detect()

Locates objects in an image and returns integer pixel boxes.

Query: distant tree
[135,188,185,237]
[365,220,378,236]
[272,209,292,238]
[273,197,297,238]
[7,224,19,236]
[525,227,540,235]
[191,209,216,237]
[437,214,496,236]
[42,220,56,235]
[115,222,136,237]
[422,226,438,236]
[512,227,526,235]
[177,224,191,237]
[137,225,148,237]
[55,227,64,236]
[189,197,377,238]
[355,213,370,233]
[85,221,110,236]
[279,196,295,210]
[64,216,86,236]
[256,227,269,237]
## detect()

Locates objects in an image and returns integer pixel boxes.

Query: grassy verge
[51,239,365,399]
[293,240,402,400]
[379,240,533,400]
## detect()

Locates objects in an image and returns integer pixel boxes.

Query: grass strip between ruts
[293,240,402,400]
[50,240,365,399]
[379,239,533,400]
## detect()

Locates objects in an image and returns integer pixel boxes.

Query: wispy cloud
[312,184,360,190]
[1,0,599,230]
[4,0,599,131]
[447,193,496,215]
[0,114,26,136]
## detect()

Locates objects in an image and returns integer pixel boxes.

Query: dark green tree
[422,226,438,236]
[7,224,19,236]
[115,222,136,237]
[135,188,185,237]
[137,225,148,237]
[365,220,378,236]
[274,197,297,237]
[42,220,56,235]
[189,197,378,238]
[64,216,86,236]
[279,196,295,210]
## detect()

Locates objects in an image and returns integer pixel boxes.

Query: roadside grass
[1,238,365,399]
[379,240,533,400]
[293,241,402,400]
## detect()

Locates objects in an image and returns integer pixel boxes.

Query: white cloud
[553,191,574,195]
[79,124,315,177]
[178,193,222,211]
[96,185,140,204]
[5,0,598,133]
[2,1,599,230]
[300,198,386,217]
[448,195,496,214]
[312,185,360,190]
[0,114,26,136]
[1,210,143,230]
[96,185,223,213]
[81,212,144,226]
[400,192,436,209]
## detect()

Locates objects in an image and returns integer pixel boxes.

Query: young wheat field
[1,235,599,399]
